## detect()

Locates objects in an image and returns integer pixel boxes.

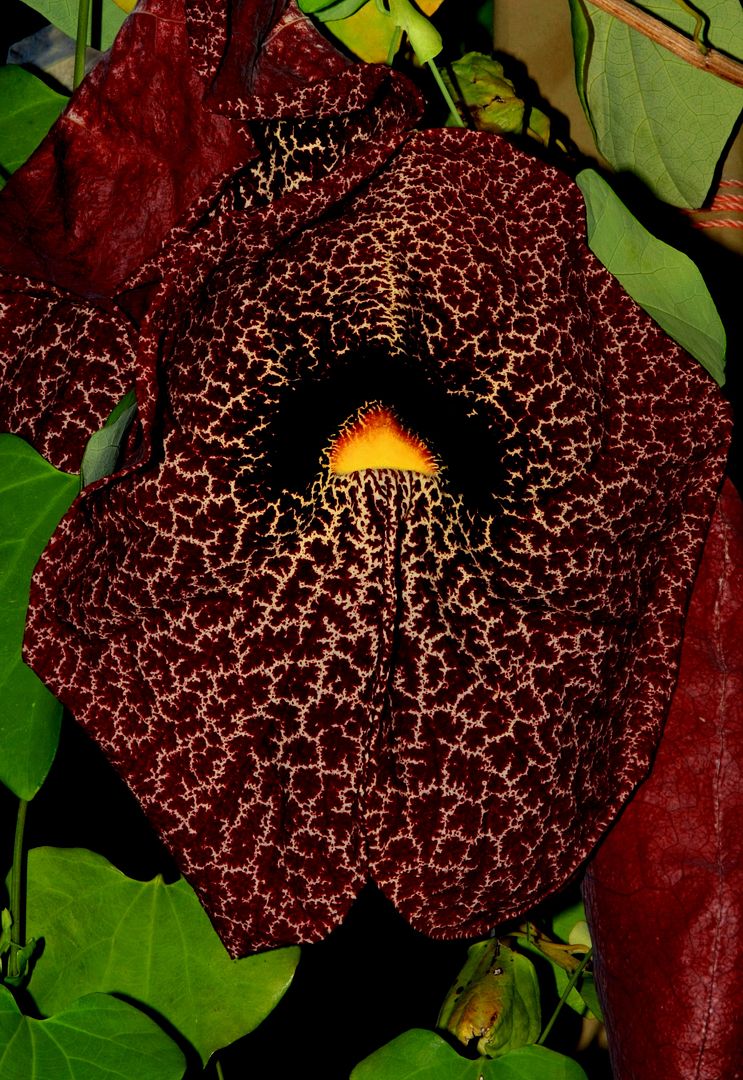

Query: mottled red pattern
[0,0,732,965]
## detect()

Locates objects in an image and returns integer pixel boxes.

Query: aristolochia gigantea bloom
[0,0,731,958]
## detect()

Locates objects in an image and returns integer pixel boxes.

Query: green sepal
[375,0,443,63]
[79,389,137,488]
[438,940,541,1058]
[0,911,11,958]
[2,938,39,989]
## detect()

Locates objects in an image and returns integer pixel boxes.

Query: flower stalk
[7,799,28,982]
[74,0,92,90]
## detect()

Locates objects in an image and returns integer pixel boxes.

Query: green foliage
[549,901,590,948]
[438,940,541,1057]
[297,0,369,21]
[570,0,743,206]
[352,1029,474,1080]
[0,436,78,799]
[577,168,727,385]
[79,389,137,488]
[385,0,443,63]
[0,67,67,190]
[445,53,526,133]
[0,986,185,1080]
[19,0,129,52]
[351,1029,589,1079]
[23,847,300,1066]
[484,1045,589,1079]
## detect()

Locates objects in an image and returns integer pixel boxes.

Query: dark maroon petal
[0,0,251,297]
[0,0,415,300]
[17,116,731,957]
[584,478,743,1080]
[0,277,135,472]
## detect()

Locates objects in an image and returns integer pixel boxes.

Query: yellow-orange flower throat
[329,406,438,476]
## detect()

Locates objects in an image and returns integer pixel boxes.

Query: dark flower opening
[266,355,504,504]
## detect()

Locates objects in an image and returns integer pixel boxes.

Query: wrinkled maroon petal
[0,0,411,300]
[20,125,731,956]
[0,0,252,297]
[584,477,743,1080]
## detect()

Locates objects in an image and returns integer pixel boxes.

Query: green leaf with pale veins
[0,986,185,1080]
[19,0,129,52]
[23,848,300,1066]
[351,1030,588,1079]
[487,1046,589,1079]
[0,436,78,799]
[577,169,726,385]
[0,67,67,189]
[351,1029,478,1080]
[569,0,743,206]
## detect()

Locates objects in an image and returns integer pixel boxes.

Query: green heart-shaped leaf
[351,1030,589,1079]
[24,847,299,1065]
[570,0,743,207]
[0,987,185,1079]
[0,436,78,798]
[351,1028,477,1079]
[577,168,726,385]
[487,1045,589,1079]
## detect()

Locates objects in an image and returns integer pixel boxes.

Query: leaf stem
[215,1056,225,1080]
[583,0,743,87]
[386,27,403,65]
[74,0,92,91]
[7,799,29,981]
[427,59,467,127]
[536,947,593,1047]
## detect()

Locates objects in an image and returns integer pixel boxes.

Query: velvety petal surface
[17,121,731,953]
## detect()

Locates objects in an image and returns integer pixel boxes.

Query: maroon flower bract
[0,0,731,956]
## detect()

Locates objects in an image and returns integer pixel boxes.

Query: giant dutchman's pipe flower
[0,0,731,959]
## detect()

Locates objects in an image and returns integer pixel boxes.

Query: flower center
[329,405,438,475]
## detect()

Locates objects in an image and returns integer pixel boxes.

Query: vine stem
[7,799,29,981]
[73,0,92,91]
[427,59,467,127]
[536,947,593,1047]
[583,0,743,88]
